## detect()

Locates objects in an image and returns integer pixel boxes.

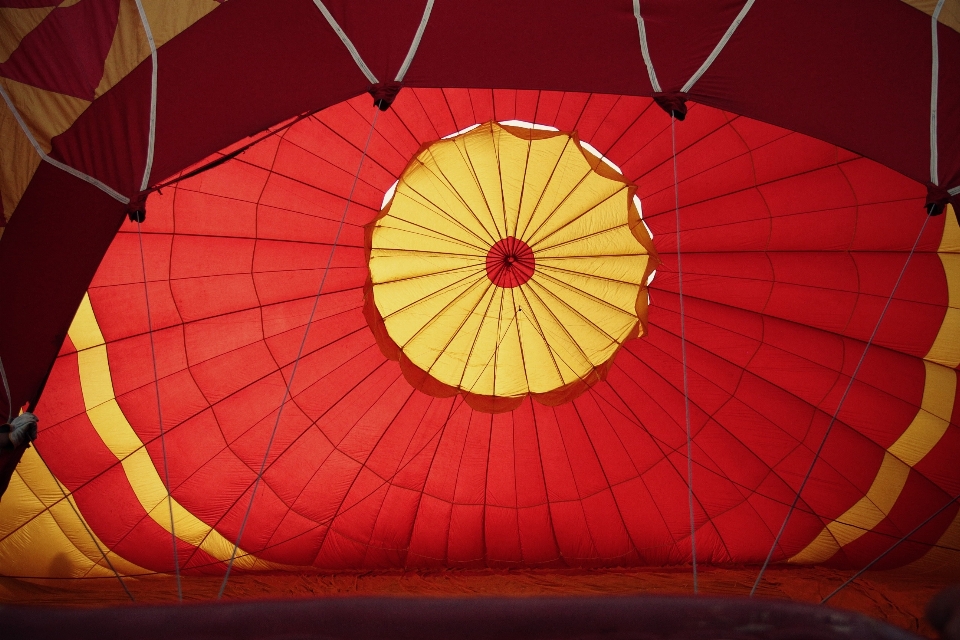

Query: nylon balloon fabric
[1,89,957,579]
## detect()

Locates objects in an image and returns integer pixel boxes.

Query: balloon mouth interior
[486,237,535,288]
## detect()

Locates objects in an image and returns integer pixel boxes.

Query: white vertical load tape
[633,0,662,92]
[931,0,946,186]
[134,0,158,192]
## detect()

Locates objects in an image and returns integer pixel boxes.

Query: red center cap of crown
[486,236,535,288]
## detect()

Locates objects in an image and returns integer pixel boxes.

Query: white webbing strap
[312,0,379,84]
[395,0,435,82]
[633,0,755,96]
[0,83,129,204]
[681,0,756,93]
[134,0,158,192]
[931,0,946,186]
[633,0,662,92]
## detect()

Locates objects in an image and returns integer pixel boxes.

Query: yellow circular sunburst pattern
[365,122,659,410]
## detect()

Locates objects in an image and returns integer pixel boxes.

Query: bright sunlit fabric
[367,123,658,409]
[0,89,957,583]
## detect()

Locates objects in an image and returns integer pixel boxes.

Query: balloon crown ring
[486,237,535,288]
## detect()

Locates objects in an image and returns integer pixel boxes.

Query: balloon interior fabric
[1,87,958,587]
[0,0,958,630]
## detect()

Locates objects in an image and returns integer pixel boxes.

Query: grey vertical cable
[0,355,134,600]
[751,214,931,596]
[136,219,181,601]
[672,115,698,593]
[217,108,381,599]
[820,491,959,604]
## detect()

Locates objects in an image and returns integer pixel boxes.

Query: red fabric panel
[35,353,216,573]
[20,90,959,575]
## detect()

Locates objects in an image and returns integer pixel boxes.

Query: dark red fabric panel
[640,0,749,93]
[0,161,126,419]
[404,0,652,97]
[50,57,153,197]
[322,0,432,84]
[0,0,119,100]
[937,20,960,187]
[691,0,935,188]
[0,446,25,500]
[149,0,372,188]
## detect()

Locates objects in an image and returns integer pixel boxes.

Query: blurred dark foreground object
[1,595,921,640]
[928,587,960,640]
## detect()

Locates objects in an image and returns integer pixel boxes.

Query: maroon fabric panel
[403,0,652,96]
[937,20,960,187]
[148,0,371,185]
[639,0,748,92]
[0,161,126,418]
[0,0,119,100]
[321,0,431,84]
[690,0,935,187]
[49,58,152,197]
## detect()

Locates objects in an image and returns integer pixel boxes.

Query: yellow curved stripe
[791,361,956,562]
[790,206,960,564]
[908,204,960,572]
[0,447,150,578]
[68,293,283,572]
[927,204,960,369]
